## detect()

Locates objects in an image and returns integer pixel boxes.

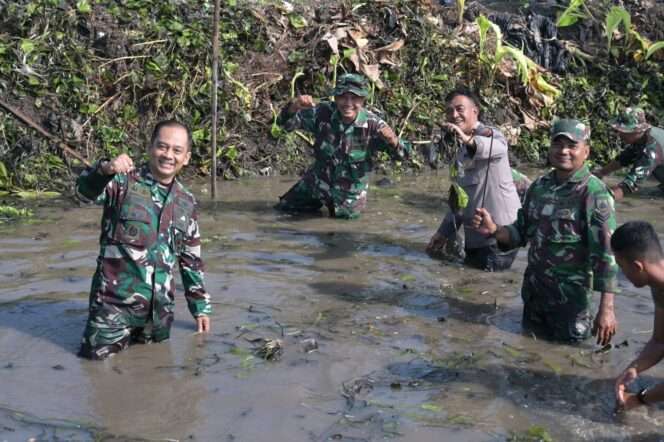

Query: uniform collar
[331,107,369,129]
[542,164,590,185]
[137,164,180,189]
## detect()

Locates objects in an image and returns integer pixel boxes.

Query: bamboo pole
[210,0,221,199]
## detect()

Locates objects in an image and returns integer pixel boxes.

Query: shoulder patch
[593,196,613,223]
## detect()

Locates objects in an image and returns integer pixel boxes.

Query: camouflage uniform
[275,74,410,219]
[76,163,211,359]
[501,120,619,341]
[610,108,664,194]
[511,168,532,202]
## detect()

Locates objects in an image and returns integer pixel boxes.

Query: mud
[1,171,664,441]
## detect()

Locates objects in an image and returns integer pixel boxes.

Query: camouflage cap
[610,107,650,133]
[550,118,591,142]
[332,73,369,97]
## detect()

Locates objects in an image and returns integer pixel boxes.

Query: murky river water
[1,171,664,441]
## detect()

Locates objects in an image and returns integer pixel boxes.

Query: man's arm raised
[76,153,134,204]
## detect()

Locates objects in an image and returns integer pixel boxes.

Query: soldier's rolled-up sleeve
[620,146,658,194]
[585,190,619,293]
[473,130,508,160]
[277,104,318,133]
[75,160,119,205]
[179,204,212,317]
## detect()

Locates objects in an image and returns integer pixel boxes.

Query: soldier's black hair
[150,120,193,150]
[611,221,664,262]
[445,86,482,118]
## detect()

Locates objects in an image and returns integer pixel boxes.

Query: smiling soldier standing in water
[472,118,619,344]
[274,73,410,219]
[76,120,211,360]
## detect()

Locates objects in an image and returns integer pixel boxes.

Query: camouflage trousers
[275,171,368,220]
[520,270,592,343]
[78,291,175,360]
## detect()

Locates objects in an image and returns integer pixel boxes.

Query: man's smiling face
[148,125,191,185]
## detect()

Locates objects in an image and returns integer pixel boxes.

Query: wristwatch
[637,387,649,405]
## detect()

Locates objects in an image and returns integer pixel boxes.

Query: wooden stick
[210,0,221,199]
[0,98,91,167]
[130,39,168,48]
[398,99,418,139]
[98,55,149,69]
[81,91,122,128]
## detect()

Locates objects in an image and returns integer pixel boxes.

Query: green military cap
[550,117,591,142]
[610,107,650,133]
[331,73,369,97]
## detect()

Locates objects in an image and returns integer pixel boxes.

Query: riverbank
[0,0,662,194]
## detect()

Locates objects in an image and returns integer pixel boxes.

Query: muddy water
[1,172,664,441]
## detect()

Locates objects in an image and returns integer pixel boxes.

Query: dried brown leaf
[361,64,381,82]
[349,29,369,49]
[374,39,405,52]
[322,32,339,55]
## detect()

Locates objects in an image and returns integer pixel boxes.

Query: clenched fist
[101,154,135,176]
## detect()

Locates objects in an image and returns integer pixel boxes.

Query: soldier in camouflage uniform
[595,107,664,200]
[473,118,619,344]
[77,120,212,360]
[275,74,410,219]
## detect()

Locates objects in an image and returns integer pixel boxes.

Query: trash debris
[252,338,283,361]
[301,338,318,353]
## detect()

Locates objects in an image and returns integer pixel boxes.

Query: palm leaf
[646,41,664,59]
[605,6,631,50]
[456,0,465,25]
[556,0,586,27]
[500,46,530,85]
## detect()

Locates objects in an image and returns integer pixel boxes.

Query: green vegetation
[0,205,33,222]
[556,0,588,28]
[508,425,554,442]
[0,0,662,191]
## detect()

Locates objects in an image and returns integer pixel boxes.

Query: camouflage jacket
[503,165,618,296]
[277,101,410,191]
[76,163,211,320]
[616,127,664,193]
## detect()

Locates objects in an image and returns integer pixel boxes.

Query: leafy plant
[456,0,465,26]
[556,0,586,27]
[646,41,664,60]
[605,7,664,61]
[508,425,554,442]
[476,15,560,103]
[0,205,33,220]
[0,161,9,190]
[605,6,630,51]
